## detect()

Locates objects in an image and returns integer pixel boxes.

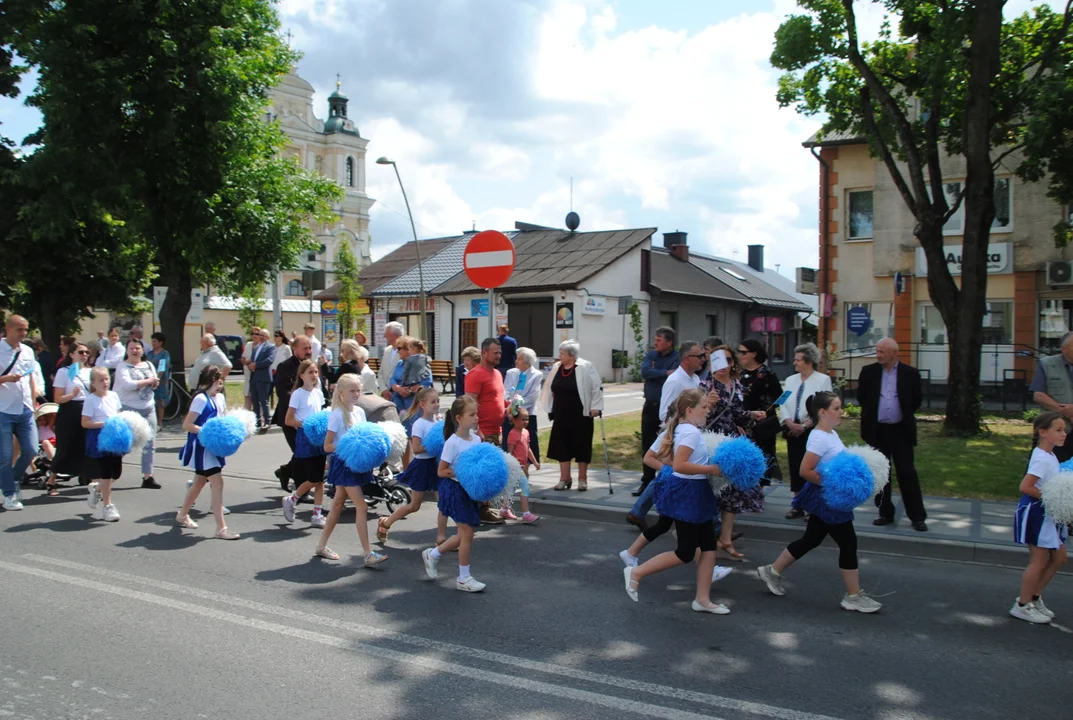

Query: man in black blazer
[273,336,312,491]
[857,338,928,531]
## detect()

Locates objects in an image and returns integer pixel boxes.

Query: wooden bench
[430,359,455,394]
[366,357,380,374]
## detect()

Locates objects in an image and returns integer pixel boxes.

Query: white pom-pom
[118,410,153,452]
[702,431,732,455]
[491,454,526,507]
[709,475,728,495]
[378,421,409,464]
[225,408,258,438]
[1041,471,1073,525]
[844,444,890,496]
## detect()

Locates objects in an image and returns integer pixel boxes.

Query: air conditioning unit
[1047,261,1073,286]
[792,315,804,330]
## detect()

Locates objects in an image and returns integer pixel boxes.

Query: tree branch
[860,87,918,218]
[1010,0,1073,106]
[991,142,1026,171]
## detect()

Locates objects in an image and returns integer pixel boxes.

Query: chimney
[662,230,687,248]
[747,244,764,272]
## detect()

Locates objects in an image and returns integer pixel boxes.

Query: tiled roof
[371,232,519,297]
[314,237,458,299]
[648,249,751,303]
[723,257,819,315]
[688,254,813,312]
[432,227,656,295]
[802,127,865,147]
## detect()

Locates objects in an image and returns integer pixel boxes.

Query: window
[307,250,317,262]
[658,312,677,333]
[938,179,1012,235]
[1039,300,1073,354]
[844,302,893,354]
[921,302,1012,345]
[721,268,746,282]
[345,157,354,187]
[771,334,787,364]
[706,315,718,338]
[847,190,874,240]
[286,280,305,296]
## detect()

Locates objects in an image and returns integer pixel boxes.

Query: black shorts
[194,467,223,479]
[674,519,717,563]
[86,455,123,481]
[292,455,326,484]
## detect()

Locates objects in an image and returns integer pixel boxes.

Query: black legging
[643,516,716,563]
[786,429,811,492]
[786,514,859,570]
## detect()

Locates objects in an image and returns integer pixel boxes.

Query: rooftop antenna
[471,219,476,232]
[775,263,781,274]
[284,28,293,47]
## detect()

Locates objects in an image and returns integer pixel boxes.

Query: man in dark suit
[273,336,311,491]
[857,337,927,531]
[247,329,276,433]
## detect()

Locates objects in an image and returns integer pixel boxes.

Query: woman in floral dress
[700,345,768,562]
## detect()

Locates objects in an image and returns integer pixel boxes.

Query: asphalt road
[2,465,1070,720]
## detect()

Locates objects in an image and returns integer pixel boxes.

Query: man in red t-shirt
[465,338,507,524]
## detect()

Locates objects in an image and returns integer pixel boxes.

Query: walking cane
[598,410,613,494]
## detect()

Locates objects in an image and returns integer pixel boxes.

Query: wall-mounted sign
[555,302,574,329]
[749,316,784,333]
[582,296,606,315]
[320,299,370,315]
[846,306,872,337]
[471,299,489,317]
[915,242,1010,276]
[402,297,435,313]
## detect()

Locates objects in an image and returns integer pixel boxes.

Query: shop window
[847,190,874,240]
[658,312,677,334]
[844,302,893,354]
[921,302,1012,345]
[1040,299,1073,354]
[771,333,787,363]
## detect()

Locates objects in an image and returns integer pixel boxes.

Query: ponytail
[806,390,839,425]
[658,388,705,460]
[404,387,438,421]
[443,395,476,439]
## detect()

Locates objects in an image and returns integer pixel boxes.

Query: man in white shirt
[0,315,39,511]
[187,334,233,389]
[304,323,322,364]
[658,340,705,423]
[377,321,404,401]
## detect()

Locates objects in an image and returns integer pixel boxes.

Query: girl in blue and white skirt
[623,389,729,614]
[282,360,328,528]
[378,387,449,546]
[82,368,124,522]
[1011,410,1068,624]
[176,366,239,540]
[422,395,486,593]
[314,374,387,567]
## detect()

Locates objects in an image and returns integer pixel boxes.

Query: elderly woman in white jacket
[540,339,604,491]
[502,346,544,461]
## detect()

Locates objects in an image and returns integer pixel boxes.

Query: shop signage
[749,317,784,333]
[846,306,872,337]
[320,299,369,315]
[555,302,574,329]
[402,297,435,312]
[582,296,606,315]
[471,299,489,317]
[322,317,338,344]
[915,242,1010,276]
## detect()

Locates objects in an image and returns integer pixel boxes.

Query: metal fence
[830,342,1042,411]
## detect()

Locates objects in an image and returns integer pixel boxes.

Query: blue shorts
[1014,495,1068,549]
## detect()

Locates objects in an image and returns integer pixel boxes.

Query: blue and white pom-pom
[1060,458,1073,474]
[491,453,526,507]
[702,431,731,455]
[711,436,766,490]
[226,408,258,438]
[336,422,391,473]
[378,421,409,465]
[302,410,331,448]
[98,416,134,455]
[420,419,447,458]
[117,410,153,452]
[454,443,510,502]
[818,452,875,511]
[1041,471,1073,525]
[199,415,249,458]
[845,444,890,496]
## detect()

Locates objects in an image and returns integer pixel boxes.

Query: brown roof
[314,237,458,299]
[648,250,751,303]
[802,127,865,148]
[432,227,656,295]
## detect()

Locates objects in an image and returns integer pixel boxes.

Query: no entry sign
[464,230,515,289]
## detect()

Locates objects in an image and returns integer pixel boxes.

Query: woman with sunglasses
[46,343,92,495]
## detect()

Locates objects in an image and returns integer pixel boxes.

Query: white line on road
[17,554,843,720]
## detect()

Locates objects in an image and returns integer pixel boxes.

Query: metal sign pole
[488,288,495,340]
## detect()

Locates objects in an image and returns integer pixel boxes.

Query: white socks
[459,564,471,580]
[429,547,442,560]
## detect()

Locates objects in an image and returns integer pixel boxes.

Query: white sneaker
[758,565,785,596]
[623,566,638,603]
[421,548,439,579]
[691,599,731,614]
[86,483,100,510]
[619,549,639,567]
[2,494,23,511]
[310,513,326,529]
[1029,597,1055,620]
[712,566,733,583]
[456,576,486,593]
[101,504,120,522]
[1009,600,1051,624]
[841,590,882,614]
[282,495,296,523]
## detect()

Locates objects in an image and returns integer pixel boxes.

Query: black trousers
[279,426,297,477]
[787,514,858,570]
[639,399,660,485]
[874,422,927,522]
[643,516,716,563]
[786,429,812,493]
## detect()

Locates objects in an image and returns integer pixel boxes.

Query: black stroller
[326,461,412,513]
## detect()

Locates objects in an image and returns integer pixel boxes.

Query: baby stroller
[326,461,412,513]
[23,403,70,488]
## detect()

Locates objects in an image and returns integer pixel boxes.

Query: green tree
[236,282,266,336]
[772,0,1073,434]
[17,0,341,382]
[334,240,364,340]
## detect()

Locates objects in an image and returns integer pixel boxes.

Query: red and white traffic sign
[463,230,515,289]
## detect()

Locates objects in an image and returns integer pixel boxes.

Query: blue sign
[471,299,489,317]
[846,306,872,337]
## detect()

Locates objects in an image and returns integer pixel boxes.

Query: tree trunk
[159,263,193,391]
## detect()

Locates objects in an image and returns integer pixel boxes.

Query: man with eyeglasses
[0,315,39,511]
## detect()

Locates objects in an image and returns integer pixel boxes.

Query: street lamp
[376,156,426,342]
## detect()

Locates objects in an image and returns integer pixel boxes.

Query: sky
[0,0,1060,276]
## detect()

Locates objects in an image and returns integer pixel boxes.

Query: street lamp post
[376,157,426,342]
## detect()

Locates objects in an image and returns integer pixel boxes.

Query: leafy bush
[1023,408,1041,423]
[842,402,862,418]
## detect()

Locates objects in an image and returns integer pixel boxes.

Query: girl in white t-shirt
[624,389,730,614]
[282,360,328,528]
[314,374,389,567]
[757,391,881,614]
[421,395,486,593]
[82,368,124,522]
[378,388,449,546]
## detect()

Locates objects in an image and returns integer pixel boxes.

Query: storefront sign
[749,317,784,333]
[322,317,338,344]
[556,302,574,329]
[403,297,435,313]
[915,242,1010,276]
[846,306,872,337]
[582,296,606,315]
[320,299,369,315]
[471,299,489,317]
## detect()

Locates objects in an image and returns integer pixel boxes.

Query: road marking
[18,554,842,720]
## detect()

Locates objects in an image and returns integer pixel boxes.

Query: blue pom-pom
[336,422,391,472]
[454,443,509,502]
[302,410,331,449]
[656,464,674,482]
[818,452,875,511]
[420,419,447,458]
[199,416,248,458]
[98,416,133,455]
[1060,458,1073,474]
[712,436,766,490]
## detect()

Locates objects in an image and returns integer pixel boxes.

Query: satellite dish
[565,211,580,231]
